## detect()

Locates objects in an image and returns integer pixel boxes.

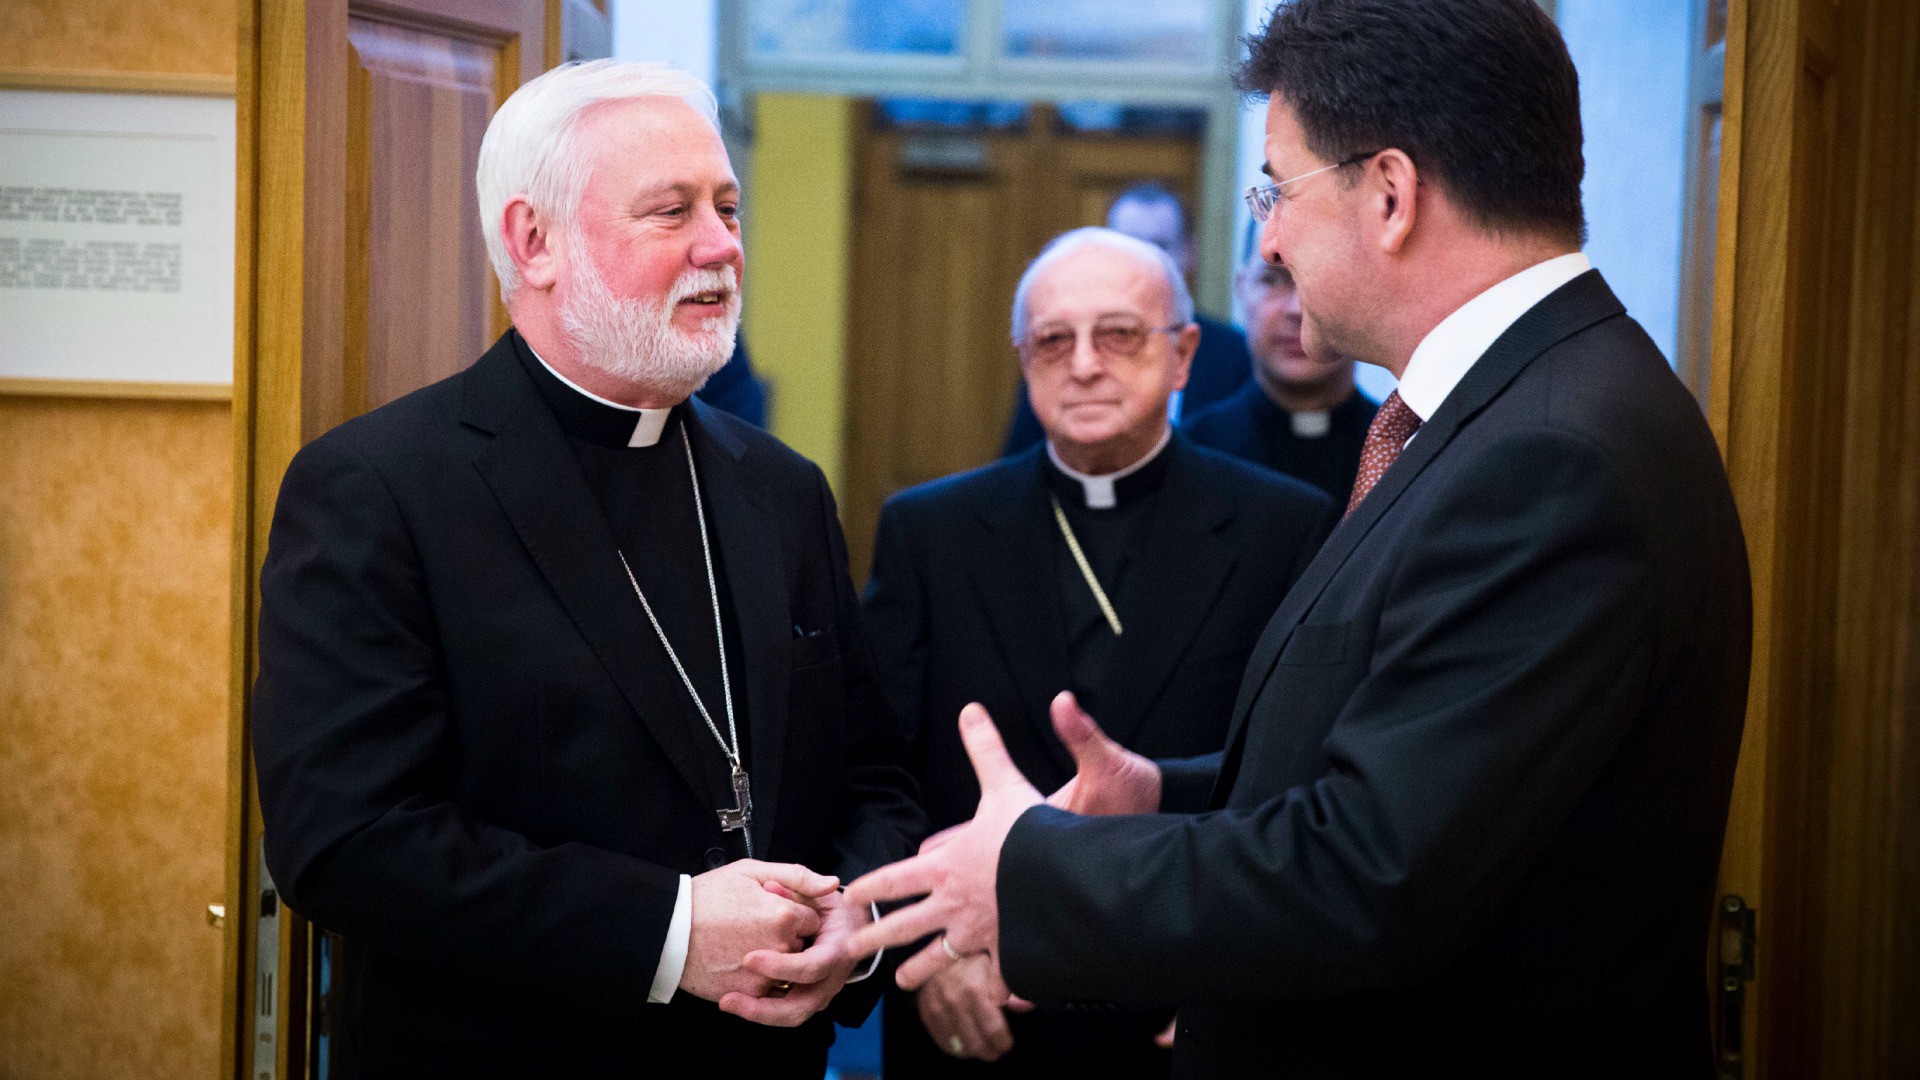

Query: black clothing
[863,436,1334,1079]
[1182,380,1378,503]
[1001,313,1254,457]
[998,272,1753,1079]
[251,331,924,1077]
[695,340,768,427]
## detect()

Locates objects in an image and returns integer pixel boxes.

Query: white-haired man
[861,228,1333,1077]
[251,60,923,1077]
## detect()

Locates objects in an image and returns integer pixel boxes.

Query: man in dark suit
[1001,185,1253,456]
[845,3,1752,1077]
[863,227,1333,1077]
[250,60,922,1078]
[1182,243,1377,502]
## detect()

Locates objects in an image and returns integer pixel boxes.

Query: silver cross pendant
[717,764,754,852]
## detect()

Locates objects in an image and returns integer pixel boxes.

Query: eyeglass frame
[1243,149,1386,222]
[1016,316,1192,366]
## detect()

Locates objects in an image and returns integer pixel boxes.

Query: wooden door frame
[1712,0,1919,1074]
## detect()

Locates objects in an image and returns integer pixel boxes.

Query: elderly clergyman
[861,227,1332,1078]
[250,61,923,1077]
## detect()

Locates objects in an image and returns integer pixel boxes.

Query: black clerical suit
[1182,380,1377,504]
[1002,314,1254,457]
[862,435,1334,1078]
[251,331,924,1079]
[994,272,1752,1079]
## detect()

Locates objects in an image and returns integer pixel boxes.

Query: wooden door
[1711,0,1920,1075]
[229,0,576,1075]
[843,103,1204,580]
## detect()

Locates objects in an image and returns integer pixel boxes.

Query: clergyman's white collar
[527,343,675,447]
[1045,427,1173,510]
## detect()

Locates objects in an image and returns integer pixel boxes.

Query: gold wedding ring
[771,980,794,995]
[940,933,962,961]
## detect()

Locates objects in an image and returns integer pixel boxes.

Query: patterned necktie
[1344,390,1423,519]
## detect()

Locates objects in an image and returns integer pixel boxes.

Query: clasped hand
[840,692,1161,1003]
[677,859,869,1027]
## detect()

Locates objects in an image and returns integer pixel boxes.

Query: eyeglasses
[1244,149,1385,222]
[1019,317,1188,365]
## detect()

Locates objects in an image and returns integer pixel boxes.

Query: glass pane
[1003,0,1211,65]
[1706,0,1728,47]
[876,98,1031,131]
[1055,101,1206,136]
[749,0,965,58]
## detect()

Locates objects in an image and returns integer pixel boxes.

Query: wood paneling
[0,1,236,79]
[346,17,502,411]
[1714,0,1920,1075]
[0,397,232,1079]
[0,2,237,1079]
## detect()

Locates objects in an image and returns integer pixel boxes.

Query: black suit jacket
[1002,314,1254,457]
[862,438,1331,1076]
[998,273,1752,1079]
[251,332,923,1077]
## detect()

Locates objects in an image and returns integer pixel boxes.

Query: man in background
[1182,239,1378,502]
[865,227,1331,1077]
[1001,185,1253,455]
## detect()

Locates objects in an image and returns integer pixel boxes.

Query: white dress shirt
[1396,252,1593,427]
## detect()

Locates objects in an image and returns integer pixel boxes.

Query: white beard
[558,238,741,402]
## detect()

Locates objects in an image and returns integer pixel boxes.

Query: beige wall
[0,2,236,1076]
[744,93,854,493]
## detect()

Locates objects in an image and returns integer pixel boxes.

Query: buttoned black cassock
[861,435,1334,1078]
[251,331,924,1078]
[994,273,1753,1079]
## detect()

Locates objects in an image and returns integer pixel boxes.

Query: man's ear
[1169,322,1200,393]
[502,196,558,292]
[1372,150,1419,256]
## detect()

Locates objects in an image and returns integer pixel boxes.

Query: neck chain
[615,420,754,857]
[1049,494,1124,637]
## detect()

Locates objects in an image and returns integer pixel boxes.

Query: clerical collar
[518,336,676,448]
[1253,385,1361,440]
[1043,428,1174,510]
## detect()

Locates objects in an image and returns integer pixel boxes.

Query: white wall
[612,0,718,86]
[1559,0,1690,362]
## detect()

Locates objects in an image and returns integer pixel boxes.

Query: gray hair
[1009,227,1195,343]
[476,60,720,302]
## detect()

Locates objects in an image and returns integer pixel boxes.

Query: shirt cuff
[843,901,884,984]
[647,874,694,1004]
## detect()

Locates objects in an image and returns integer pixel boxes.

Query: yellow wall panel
[0,1,237,79]
[745,93,853,493]
[0,398,232,1079]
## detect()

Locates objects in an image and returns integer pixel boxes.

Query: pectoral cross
[718,763,754,857]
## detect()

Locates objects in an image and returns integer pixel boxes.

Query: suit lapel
[1210,271,1629,801]
[969,455,1077,779]
[1094,443,1239,747]
[684,401,791,856]
[464,337,726,816]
